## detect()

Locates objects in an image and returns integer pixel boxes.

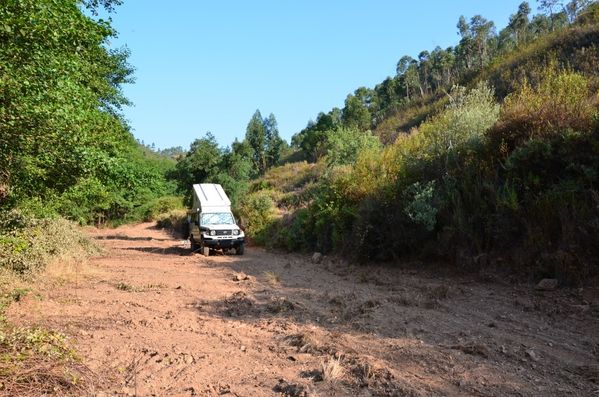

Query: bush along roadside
[0,210,99,394]
[240,68,599,285]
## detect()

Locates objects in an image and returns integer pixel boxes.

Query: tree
[539,0,562,30]
[396,55,419,100]
[565,0,592,22]
[470,15,496,69]
[264,113,284,168]
[429,46,456,90]
[245,110,267,174]
[230,139,255,180]
[456,15,495,71]
[508,2,532,45]
[418,50,431,95]
[245,110,286,174]
[456,15,475,71]
[292,109,342,161]
[528,13,552,37]
[342,93,372,130]
[174,133,222,195]
[0,0,153,221]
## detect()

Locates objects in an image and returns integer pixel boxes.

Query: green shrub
[402,181,438,232]
[55,177,113,225]
[131,195,184,222]
[238,191,276,244]
[489,66,597,152]
[324,127,382,166]
[155,209,188,237]
[416,82,500,163]
[0,210,98,277]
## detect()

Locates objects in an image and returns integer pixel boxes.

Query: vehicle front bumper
[202,237,245,248]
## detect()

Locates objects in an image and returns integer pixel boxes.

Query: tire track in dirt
[7,222,599,396]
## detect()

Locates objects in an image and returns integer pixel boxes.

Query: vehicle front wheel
[190,235,199,252]
[236,244,245,255]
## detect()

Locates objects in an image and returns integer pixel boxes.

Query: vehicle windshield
[200,212,235,226]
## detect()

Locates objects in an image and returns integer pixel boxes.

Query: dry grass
[321,357,345,383]
[113,281,166,293]
[263,271,280,285]
[155,209,188,236]
[115,282,135,292]
[0,269,28,299]
[284,330,324,354]
[143,282,167,290]
[43,257,101,288]
[266,296,295,313]
[0,326,97,396]
[0,214,103,395]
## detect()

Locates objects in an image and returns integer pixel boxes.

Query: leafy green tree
[430,46,456,89]
[244,111,286,174]
[264,113,284,168]
[245,110,267,174]
[508,2,532,46]
[227,139,255,181]
[396,55,420,100]
[565,0,592,22]
[418,50,431,95]
[173,133,222,197]
[0,0,175,224]
[456,15,495,71]
[470,15,496,69]
[158,146,186,159]
[292,109,342,161]
[342,90,372,130]
[539,0,562,30]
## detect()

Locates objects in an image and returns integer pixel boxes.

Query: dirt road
[8,223,599,396]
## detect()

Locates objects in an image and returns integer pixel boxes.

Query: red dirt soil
[7,222,599,396]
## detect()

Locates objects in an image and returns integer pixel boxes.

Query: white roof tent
[192,183,231,213]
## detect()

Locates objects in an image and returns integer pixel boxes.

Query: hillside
[235,5,599,285]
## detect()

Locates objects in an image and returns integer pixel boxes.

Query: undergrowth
[0,210,99,276]
[0,210,99,394]
[240,66,599,284]
[0,323,94,396]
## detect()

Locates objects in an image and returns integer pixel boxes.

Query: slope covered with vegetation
[230,2,599,284]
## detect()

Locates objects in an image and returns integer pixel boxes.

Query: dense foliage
[171,111,291,206]
[0,0,177,225]
[235,3,599,284]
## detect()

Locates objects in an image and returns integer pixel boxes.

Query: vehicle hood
[204,224,241,231]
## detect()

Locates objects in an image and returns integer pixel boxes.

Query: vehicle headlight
[210,230,216,236]
[233,229,240,235]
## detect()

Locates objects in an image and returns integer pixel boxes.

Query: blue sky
[107,0,537,150]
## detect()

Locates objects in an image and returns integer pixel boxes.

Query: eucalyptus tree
[264,113,284,169]
[245,110,267,174]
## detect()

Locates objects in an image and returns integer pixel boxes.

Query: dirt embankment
[7,223,599,396]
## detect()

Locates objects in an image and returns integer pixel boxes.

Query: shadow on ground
[124,246,190,256]
[95,235,171,242]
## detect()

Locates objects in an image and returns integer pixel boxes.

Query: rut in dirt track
[8,222,599,396]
